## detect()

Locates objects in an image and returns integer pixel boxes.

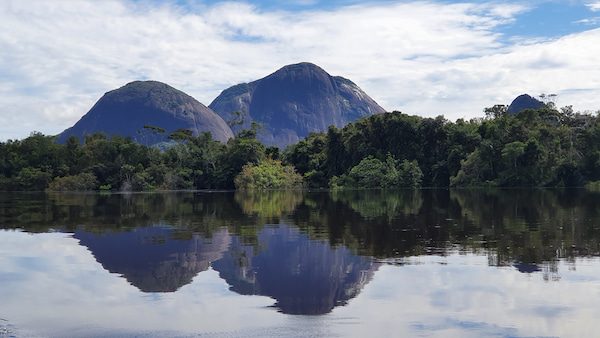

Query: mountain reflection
[74,222,377,314]
[212,225,378,315]
[75,227,230,292]
[3,189,600,310]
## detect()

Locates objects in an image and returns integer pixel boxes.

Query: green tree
[234,159,303,190]
[325,126,346,177]
[330,154,419,189]
[502,141,526,170]
[48,173,98,191]
[168,128,194,142]
[484,104,508,119]
[15,167,52,190]
[346,156,388,188]
[398,160,423,188]
[450,150,486,186]
[283,133,327,188]
[218,126,266,188]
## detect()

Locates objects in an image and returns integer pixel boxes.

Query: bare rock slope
[58,81,234,144]
[209,63,385,147]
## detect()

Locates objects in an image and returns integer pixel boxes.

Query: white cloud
[587,1,600,11]
[575,16,600,24]
[0,0,599,140]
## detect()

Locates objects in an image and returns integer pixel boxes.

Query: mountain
[58,81,234,144]
[209,62,386,147]
[507,94,545,114]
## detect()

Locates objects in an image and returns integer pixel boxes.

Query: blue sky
[166,0,599,18]
[1,0,600,140]
[498,1,599,37]
[164,0,600,37]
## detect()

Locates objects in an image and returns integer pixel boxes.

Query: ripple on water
[0,318,16,338]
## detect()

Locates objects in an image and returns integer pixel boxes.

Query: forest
[1,106,599,191]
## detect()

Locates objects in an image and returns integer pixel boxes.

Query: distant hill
[507,94,545,114]
[209,62,386,148]
[58,81,234,144]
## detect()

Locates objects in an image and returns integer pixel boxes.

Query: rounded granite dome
[209,62,386,148]
[507,94,545,115]
[58,81,234,144]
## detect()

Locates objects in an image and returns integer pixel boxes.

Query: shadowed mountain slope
[58,81,234,144]
[209,62,386,147]
[507,94,545,114]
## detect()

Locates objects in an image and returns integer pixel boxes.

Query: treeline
[0,127,297,191]
[285,107,600,188]
[1,107,600,191]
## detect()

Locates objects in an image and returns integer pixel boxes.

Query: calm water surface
[1,190,600,337]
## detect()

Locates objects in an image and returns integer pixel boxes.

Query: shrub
[330,155,422,189]
[234,159,303,190]
[47,173,98,191]
[585,181,600,191]
[16,167,52,191]
[346,156,390,188]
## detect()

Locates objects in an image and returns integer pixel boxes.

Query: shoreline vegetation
[2,107,600,192]
[2,189,599,265]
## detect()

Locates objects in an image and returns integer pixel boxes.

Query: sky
[1,0,600,140]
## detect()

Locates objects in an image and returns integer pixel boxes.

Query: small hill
[507,94,545,114]
[58,81,234,144]
[209,62,386,148]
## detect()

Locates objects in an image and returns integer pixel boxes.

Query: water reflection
[291,189,600,269]
[234,190,304,220]
[213,225,378,315]
[2,189,600,322]
[330,189,423,219]
[75,227,230,292]
[72,221,377,314]
[3,189,600,275]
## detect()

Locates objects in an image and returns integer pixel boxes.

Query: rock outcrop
[58,81,234,144]
[507,94,545,114]
[209,63,385,147]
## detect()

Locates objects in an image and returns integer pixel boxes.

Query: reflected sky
[1,230,599,337]
[1,190,600,337]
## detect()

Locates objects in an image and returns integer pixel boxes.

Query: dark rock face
[58,81,234,144]
[209,63,386,147]
[507,94,545,114]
